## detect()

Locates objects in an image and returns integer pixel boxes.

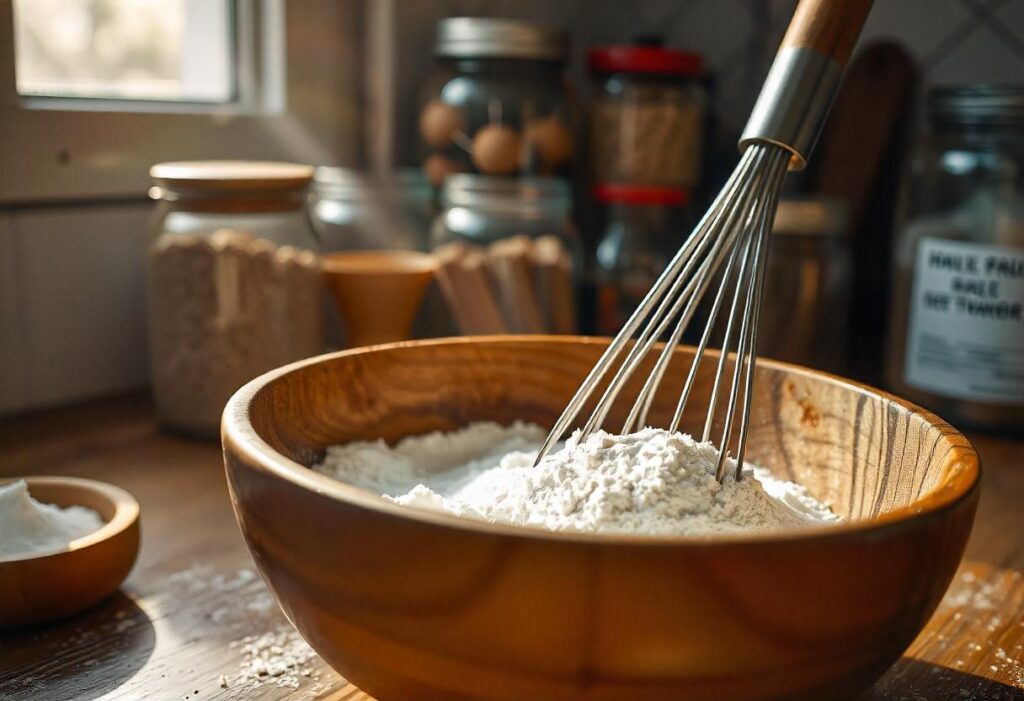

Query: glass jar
[432,174,576,250]
[312,167,434,252]
[419,18,574,186]
[588,40,706,188]
[432,174,579,335]
[148,161,324,438]
[886,85,1024,433]
[590,184,693,336]
[759,198,852,374]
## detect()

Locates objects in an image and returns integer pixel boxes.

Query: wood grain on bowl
[222,336,980,701]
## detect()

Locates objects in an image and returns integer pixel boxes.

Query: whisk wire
[532,149,761,463]
[581,159,759,440]
[575,148,771,442]
[711,150,789,480]
[534,144,792,473]
[629,160,767,436]
[732,152,788,479]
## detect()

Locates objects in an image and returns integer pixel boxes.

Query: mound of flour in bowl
[313,422,839,536]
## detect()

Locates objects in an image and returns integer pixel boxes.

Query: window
[0,0,362,203]
[13,0,234,103]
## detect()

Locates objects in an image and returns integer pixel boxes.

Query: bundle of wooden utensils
[433,234,576,335]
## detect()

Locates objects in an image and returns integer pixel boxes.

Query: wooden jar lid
[150,161,314,192]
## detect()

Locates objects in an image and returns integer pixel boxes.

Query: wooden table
[1,395,1021,701]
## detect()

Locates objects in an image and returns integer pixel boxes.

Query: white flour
[314,423,839,536]
[227,630,320,690]
[0,480,105,558]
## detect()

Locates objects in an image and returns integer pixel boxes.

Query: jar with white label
[886,85,1024,432]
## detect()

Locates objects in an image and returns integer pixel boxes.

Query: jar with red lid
[588,39,706,188]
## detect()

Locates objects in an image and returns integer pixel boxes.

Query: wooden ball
[423,154,462,187]
[471,124,521,175]
[419,100,465,148]
[524,117,573,168]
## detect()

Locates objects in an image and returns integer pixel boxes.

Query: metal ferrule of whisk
[534,41,852,481]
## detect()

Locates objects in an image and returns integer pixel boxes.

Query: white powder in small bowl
[0,480,105,559]
[313,423,839,537]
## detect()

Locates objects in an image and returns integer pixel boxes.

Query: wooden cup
[322,251,438,347]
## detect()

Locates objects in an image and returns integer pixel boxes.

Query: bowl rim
[222,335,981,547]
[0,476,140,564]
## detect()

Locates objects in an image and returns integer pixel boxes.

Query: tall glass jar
[419,18,574,186]
[886,86,1024,433]
[148,161,324,438]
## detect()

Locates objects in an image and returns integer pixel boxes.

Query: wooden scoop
[322,251,437,347]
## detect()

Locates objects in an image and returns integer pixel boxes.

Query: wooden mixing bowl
[222,337,979,701]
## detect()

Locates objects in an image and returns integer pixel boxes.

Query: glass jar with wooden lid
[147,161,324,438]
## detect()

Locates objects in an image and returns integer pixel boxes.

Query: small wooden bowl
[0,476,140,627]
[222,337,979,701]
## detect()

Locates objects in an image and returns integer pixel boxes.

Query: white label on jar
[904,238,1024,404]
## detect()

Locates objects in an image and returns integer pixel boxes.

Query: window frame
[0,0,360,204]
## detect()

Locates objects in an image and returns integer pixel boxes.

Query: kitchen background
[0,0,1022,417]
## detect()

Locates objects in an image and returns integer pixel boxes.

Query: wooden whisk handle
[781,0,875,67]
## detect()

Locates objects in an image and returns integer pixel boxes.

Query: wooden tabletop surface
[0,394,1021,701]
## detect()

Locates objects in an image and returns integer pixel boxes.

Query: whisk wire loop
[534,143,792,479]
[531,148,762,463]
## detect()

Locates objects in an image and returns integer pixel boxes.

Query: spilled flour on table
[226,629,321,690]
[314,422,839,536]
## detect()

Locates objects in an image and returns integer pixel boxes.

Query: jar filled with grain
[588,39,706,189]
[148,161,324,438]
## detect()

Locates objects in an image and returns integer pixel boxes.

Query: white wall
[0,203,151,414]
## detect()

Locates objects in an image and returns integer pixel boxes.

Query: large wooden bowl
[222,336,979,701]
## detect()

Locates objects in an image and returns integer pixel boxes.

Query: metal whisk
[536,0,874,481]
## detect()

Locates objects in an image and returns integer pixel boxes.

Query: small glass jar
[418,18,574,185]
[590,184,693,336]
[886,85,1024,433]
[588,41,706,188]
[432,174,576,251]
[312,167,434,252]
[147,161,324,438]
